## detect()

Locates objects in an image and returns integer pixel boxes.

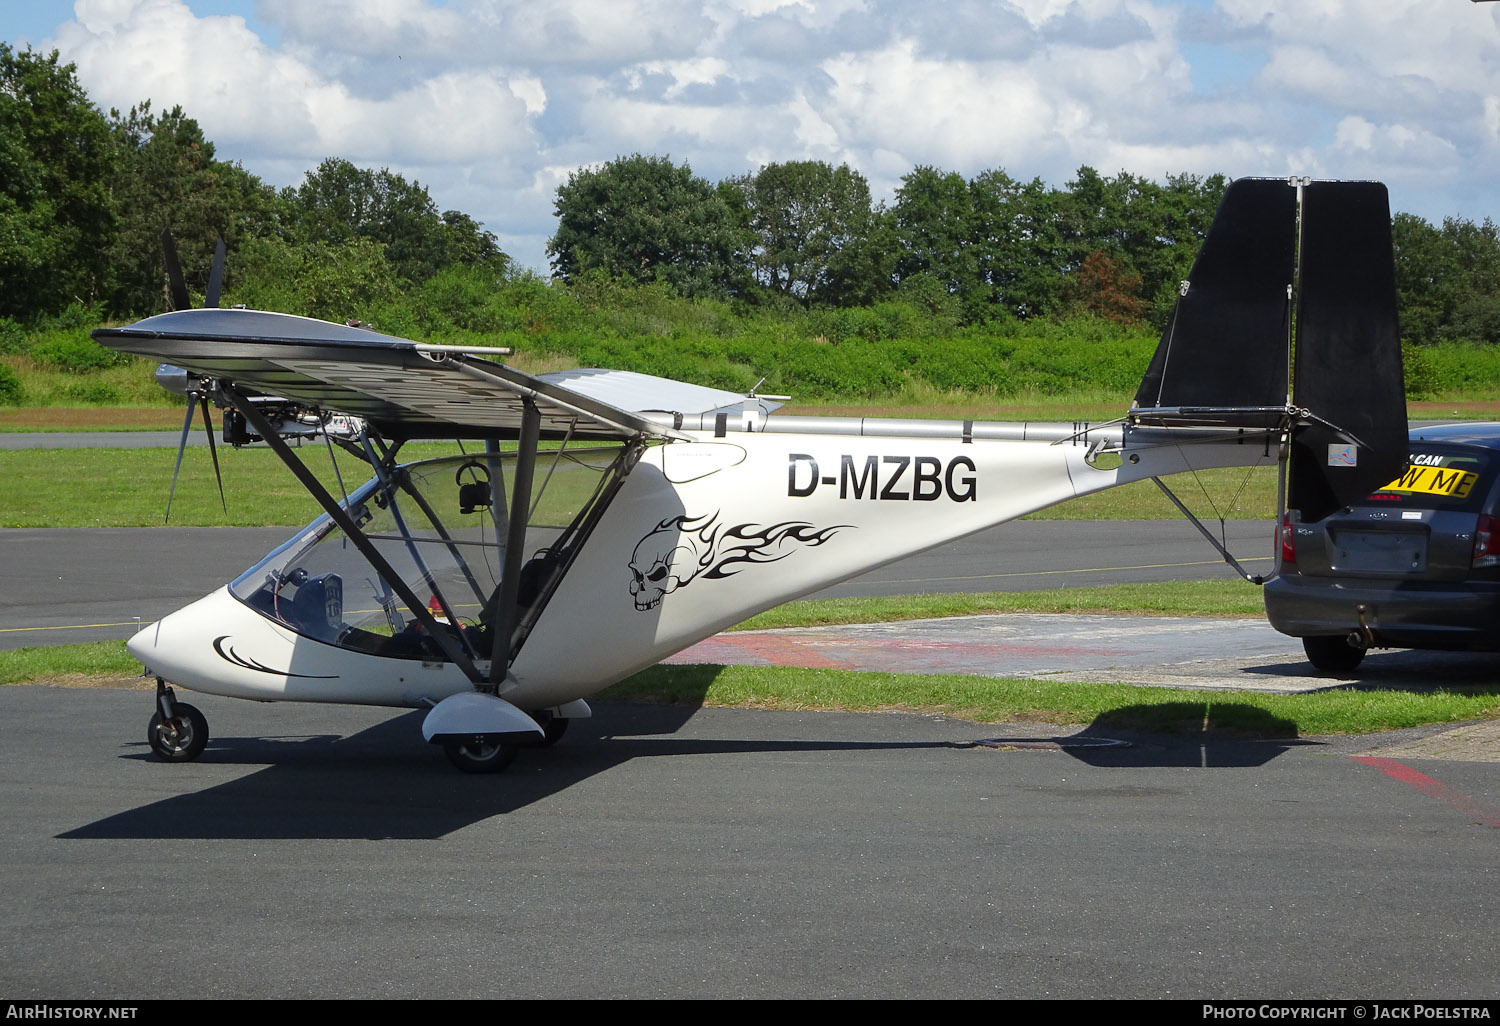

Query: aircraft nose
[121,588,235,687]
[126,618,166,674]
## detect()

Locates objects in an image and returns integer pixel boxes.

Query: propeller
[160,228,192,312]
[160,229,229,523]
[204,236,226,309]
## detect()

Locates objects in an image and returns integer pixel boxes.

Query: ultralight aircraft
[94,178,1407,772]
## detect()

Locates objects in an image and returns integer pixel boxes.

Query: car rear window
[1363,445,1496,512]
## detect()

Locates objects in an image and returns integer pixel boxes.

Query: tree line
[0,44,505,326]
[550,155,1500,342]
[551,154,1227,328]
[4,43,1498,347]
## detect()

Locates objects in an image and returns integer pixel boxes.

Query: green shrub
[38,302,105,331]
[413,264,505,334]
[0,319,26,355]
[1401,340,1500,399]
[1401,341,1438,400]
[0,363,23,405]
[57,380,122,404]
[30,334,132,373]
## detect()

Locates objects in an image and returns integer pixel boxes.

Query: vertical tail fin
[1134,177,1296,413]
[1131,177,1407,523]
[1288,181,1407,522]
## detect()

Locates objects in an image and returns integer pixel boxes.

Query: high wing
[94,307,691,442]
[539,367,783,419]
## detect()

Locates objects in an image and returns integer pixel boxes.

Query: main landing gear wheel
[147,703,209,762]
[1302,635,1366,673]
[531,710,569,747]
[442,739,518,774]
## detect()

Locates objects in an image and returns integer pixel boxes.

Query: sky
[7,0,1500,274]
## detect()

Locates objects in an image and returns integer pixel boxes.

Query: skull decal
[627,512,848,611]
[627,531,704,611]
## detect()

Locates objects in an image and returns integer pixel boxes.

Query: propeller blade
[161,228,191,312]
[165,398,196,524]
[200,395,227,515]
[204,236,226,308]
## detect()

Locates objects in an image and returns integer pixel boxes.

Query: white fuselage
[128,425,1276,711]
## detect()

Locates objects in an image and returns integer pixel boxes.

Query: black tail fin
[1288,181,1406,522]
[1132,177,1406,522]
[1134,177,1296,413]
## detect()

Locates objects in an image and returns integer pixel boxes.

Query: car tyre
[1302,635,1366,673]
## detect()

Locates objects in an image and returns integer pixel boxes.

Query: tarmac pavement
[3,685,1499,999]
[666,612,1500,697]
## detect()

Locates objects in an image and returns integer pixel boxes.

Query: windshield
[230,446,627,661]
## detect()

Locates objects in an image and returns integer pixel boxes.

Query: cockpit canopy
[230,446,630,662]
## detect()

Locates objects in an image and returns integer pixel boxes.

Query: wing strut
[225,384,488,686]
[487,399,542,690]
[358,434,478,660]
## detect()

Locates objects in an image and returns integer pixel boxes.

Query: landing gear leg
[531,709,569,747]
[146,678,209,763]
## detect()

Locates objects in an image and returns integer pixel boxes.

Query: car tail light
[1473,515,1500,568]
[1278,510,1297,566]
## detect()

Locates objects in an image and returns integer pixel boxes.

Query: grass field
[605,663,1500,737]
[5,389,1495,528]
[4,395,1499,736]
[0,426,1278,527]
[6,581,1498,738]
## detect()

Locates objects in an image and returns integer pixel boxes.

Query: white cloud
[259,0,467,58]
[27,0,1500,272]
[58,0,326,154]
[55,0,542,166]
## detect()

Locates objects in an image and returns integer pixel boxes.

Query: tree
[892,165,976,299]
[969,170,1068,319]
[290,158,503,284]
[1394,213,1500,345]
[229,234,399,322]
[439,209,508,273]
[1061,250,1147,323]
[731,160,890,306]
[0,45,116,319]
[104,101,285,314]
[548,154,744,298]
[1143,172,1228,323]
[1058,167,1227,326]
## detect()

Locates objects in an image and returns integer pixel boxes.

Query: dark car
[1264,422,1500,671]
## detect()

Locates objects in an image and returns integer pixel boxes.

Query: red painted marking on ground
[665,632,1105,675]
[668,633,853,670]
[1350,756,1500,827]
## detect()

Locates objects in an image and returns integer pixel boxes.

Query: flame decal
[626,512,851,610]
[698,517,848,579]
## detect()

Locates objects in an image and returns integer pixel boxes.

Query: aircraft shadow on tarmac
[61,679,1345,842]
[58,702,985,841]
[1055,703,1319,769]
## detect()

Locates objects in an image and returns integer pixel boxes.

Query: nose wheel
[442,738,518,774]
[146,680,209,763]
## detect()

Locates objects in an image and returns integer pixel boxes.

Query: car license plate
[1330,530,1428,573]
